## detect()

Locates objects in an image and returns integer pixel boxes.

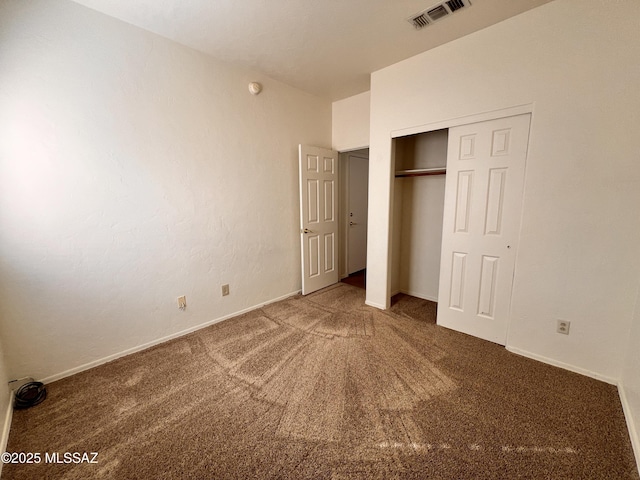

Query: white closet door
[437,114,531,345]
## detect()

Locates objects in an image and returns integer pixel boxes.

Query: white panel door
[347,154,369,274]
[437,114,531,345]
[299,145,339,295]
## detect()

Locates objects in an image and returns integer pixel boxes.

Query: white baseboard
[398,289,438,303]
[366,289,438,310]
[365,300,386,310]
[505,346,617,385]
[40,290,300,385]
[0,391,13,478]
[618,382,640,475]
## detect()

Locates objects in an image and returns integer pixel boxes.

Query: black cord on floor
[14,382,47,409]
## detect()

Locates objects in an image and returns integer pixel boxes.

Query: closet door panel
[437,114,531,345]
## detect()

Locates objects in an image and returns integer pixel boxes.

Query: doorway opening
[341,269,366,289]
[298,145,369,296]
[339,148,369,290]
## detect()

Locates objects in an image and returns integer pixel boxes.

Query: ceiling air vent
[410,13,429,29]
[427,5,449,21]
[446,0,466,12]
[408,0,471,30]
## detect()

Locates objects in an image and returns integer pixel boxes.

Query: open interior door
[437,114,531,345]
[299,145,339,295]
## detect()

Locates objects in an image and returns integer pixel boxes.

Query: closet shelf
[395,167,446,178]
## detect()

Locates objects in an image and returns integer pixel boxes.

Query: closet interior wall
[391,129,448,301]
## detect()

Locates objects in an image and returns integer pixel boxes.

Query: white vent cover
[408,0,471,29]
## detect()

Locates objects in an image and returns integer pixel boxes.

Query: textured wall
[367,0,640,380]
[0,0,331,381]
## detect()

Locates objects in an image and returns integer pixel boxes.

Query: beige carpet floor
[4,283,639,479]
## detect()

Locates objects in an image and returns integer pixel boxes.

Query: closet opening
[391,129,448,304]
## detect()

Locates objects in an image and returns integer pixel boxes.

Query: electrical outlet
[557,320,570,335]
[222,284,230,296]
[177,295,187,310]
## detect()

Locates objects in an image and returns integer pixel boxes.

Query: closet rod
[395,167,446,178]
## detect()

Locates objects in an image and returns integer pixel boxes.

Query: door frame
[388,104,534,342]
[341,150,369,278]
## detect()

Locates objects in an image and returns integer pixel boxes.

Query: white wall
[0,0,331,381]
[621,281,640,467]
[333,91,371,279]
[367,0,640,380]
[332,91,370,152]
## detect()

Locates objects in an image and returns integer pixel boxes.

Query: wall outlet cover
[557,320,570,335]
[177,295,187,309]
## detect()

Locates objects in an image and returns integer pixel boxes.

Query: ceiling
[71,0,554,100]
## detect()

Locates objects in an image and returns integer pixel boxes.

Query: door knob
[301,228,313,234]
[350,222,357,226]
